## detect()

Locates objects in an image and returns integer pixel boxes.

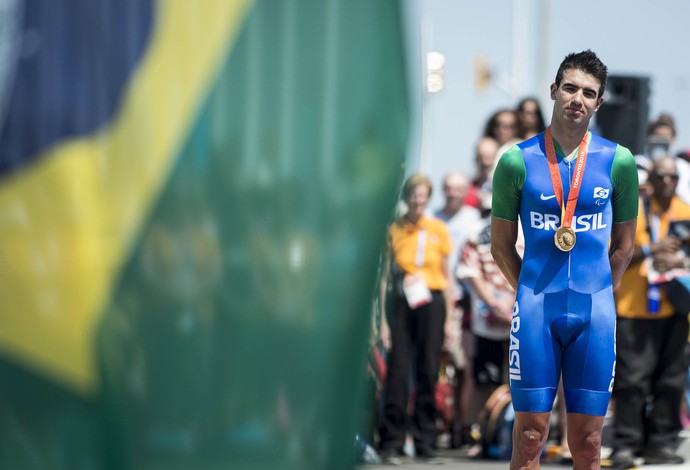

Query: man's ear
[550,83,557,100]
[595,97,604,112]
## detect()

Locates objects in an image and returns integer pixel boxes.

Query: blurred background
[0,1,688,469]
[414,0,690,208]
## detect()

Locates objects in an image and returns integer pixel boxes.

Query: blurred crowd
[365,99,690,467]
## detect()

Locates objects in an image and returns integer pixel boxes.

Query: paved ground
[358,429,690,469]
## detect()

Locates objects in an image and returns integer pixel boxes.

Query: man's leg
[555,381,571,460]
[510,411,551,470]
[509,287,559,468]
[566,413,605,470]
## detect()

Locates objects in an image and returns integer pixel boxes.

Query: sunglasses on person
[652,171,679,181]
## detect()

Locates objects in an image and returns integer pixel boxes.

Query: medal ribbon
[544,127,591,229]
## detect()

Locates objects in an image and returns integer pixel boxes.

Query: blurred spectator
[377,174,456,464]
[433,171,480,448]
[467,109,519,210]
[434,171,481,303]
[465,137,499,209]
[516,97,546,140]
[456,191,523,457]
[482,109,519,148]
[656,112,677,134]
[638,113,690,204]
[636,156,653,199]
[610,155,690,467]
[649,115,676,144]
[644,114,676,163]
[487,109,523,176]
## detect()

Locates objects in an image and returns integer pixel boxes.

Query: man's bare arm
[490,217,522,291]
[609,218,637,289]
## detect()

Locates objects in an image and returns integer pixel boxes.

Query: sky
[410,0,690,209]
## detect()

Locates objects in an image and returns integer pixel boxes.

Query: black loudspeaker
[595,75,650,155]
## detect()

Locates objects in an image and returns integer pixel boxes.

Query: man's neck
[474,170,489,185]
[550,121,589,156]
[652,194,673,212]
[439,205,460,218]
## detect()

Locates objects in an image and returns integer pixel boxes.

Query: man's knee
[570,430,601,459]
[515,427,545,451]
[513,412,550,454]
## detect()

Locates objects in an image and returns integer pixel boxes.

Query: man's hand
[652,250,686,273]
[443,315,459,350]
[653,236,681,254]
[489,297,515,324]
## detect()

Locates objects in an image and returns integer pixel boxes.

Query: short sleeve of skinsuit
[491,145,526,222]
[610,146,639,223]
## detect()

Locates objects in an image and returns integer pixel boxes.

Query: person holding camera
[610,155,690,468]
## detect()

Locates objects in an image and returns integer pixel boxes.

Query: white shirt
[434,205,481,300]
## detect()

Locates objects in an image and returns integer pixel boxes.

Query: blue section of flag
[0,0,154,175]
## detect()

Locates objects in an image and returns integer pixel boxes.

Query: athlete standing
[490,50,638,469]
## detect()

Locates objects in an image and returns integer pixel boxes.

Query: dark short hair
[554,50,608,98]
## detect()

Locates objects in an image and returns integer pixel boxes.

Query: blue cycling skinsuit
[492,131,638,416]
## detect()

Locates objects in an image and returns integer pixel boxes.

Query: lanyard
[545,127,591,228]
[415,229,427,267]
[643,198,661,243]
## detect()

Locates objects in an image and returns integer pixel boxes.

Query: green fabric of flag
[0,1,408,468]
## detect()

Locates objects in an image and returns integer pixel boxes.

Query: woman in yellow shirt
[377,174,456,463]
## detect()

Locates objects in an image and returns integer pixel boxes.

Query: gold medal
[554,226,576,252]
[545,127,590,254]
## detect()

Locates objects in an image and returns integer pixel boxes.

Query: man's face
[442,176,468,211]
[550,68,603,127]
[476,138,499,170]
[650,157,679,200]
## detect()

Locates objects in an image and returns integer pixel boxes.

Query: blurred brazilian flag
[0,0,408,469]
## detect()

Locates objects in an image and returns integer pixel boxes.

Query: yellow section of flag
[0,0,251,396]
